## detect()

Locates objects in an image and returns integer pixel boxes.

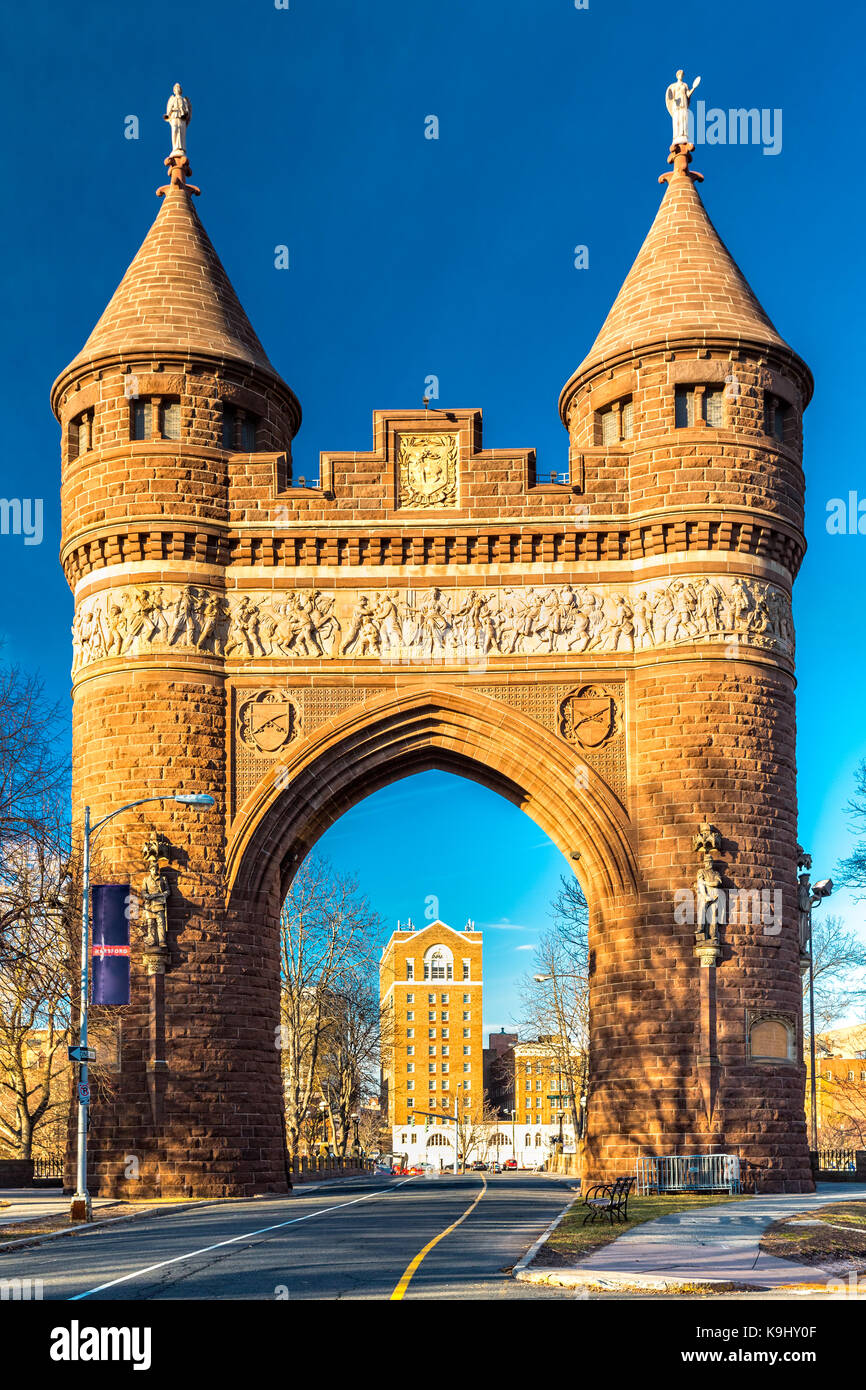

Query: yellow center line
[390,1175,488,1301]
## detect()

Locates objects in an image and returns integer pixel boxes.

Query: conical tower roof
[561,162,805,412]
[55,183,280,395]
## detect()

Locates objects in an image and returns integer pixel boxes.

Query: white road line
[69,1178,414,1301]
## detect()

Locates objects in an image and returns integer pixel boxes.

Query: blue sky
[2,0,864,1032]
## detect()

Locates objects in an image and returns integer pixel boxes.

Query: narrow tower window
[239,412,258,452]
[765,394,791,444]
[132,399,153,441]
[597,395,633,443]
[160,399,181,441]
[222,403,237,450]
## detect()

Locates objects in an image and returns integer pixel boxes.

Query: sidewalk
[0,1189,117,1226]
[517,1182,866,1291]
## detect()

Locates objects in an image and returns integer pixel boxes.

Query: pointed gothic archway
[226,686,639,914]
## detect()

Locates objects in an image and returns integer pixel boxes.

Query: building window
[132,399,153,440]
[428,1045,436,1055]
[424,947,453,981]
[428,1011,436,1021]
[407,1012,414,1021]
[441,1012,449,1021]
[463,1029,470,1039]
[462,961,470,981]
[704,388,724,428]
[428,1029,436,1039]
[68,410,94,459]
[407,1029,414,1038]
[463,1063,470,1072]
[463,1046,470,1056]
[765,394,792,443]
[442,1029,449,1040]
[222,404,237,449]
[160,399,181,440]
[407,1099,413,1108]
[463,993,470,1003]
[429,1064,436,1073]
[429,1080,436,1090]
[407,993,414,1003]
[441,993,449,1004]
[675,384,724,428]
[240,413,257,451]
[407,1064,414,1073]
[407,1046,414,1056]
[406,962,414,981]
[407,1080,414,1090]
[463,1011,470,1021]
[442,1063,449,1075]
[441,1046,449,1057]
[442,1080,449,1091]
[597,395,633,444]
[535,1133,542,1147]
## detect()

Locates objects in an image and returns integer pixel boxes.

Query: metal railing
[33,1156,64,1180]
[635,1153,741,1195]
[816,1148,856,1172]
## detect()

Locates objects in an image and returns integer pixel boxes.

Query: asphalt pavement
[0,1171,579,1301]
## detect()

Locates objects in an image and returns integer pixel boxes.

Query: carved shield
[248,701,295,752]
[560,693,616,749]
[239,692,299,754]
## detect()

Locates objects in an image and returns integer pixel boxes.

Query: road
[0,1172,579,1301]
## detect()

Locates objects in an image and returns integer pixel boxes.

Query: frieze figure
[70,575,795,673]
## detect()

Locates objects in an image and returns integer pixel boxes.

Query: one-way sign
[67,1045,97,1063]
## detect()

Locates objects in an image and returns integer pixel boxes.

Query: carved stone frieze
[72,576,794,674]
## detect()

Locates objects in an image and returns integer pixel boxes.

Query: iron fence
[816,1148,856,1172]
[33,1156,64,1180]
[635,1152,741,1195]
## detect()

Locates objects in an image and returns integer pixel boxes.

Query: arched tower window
[423,945,453,982]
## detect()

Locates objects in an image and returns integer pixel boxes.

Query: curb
[512,1187,579,1279]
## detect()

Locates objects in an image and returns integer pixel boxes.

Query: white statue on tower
[665,70,701,146]
[165,83,191,159]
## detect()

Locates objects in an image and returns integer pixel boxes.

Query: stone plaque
[398,433,458,508]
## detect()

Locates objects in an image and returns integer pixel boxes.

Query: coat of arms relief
[398,433,458,508]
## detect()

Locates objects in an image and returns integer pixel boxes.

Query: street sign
[77,1082,91,1103]
[68,1046,97,1063]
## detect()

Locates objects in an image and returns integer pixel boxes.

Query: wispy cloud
[482,919,536,932]
[514,944,534,952]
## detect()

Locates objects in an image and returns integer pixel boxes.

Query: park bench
[582,1175,635,1225]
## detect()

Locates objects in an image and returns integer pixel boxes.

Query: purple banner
[91,883,131,1006]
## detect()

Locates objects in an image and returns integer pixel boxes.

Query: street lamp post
[70,792,215,1223]
[799,865,833,1152]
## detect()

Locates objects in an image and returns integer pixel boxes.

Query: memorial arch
[55,123,814,1196]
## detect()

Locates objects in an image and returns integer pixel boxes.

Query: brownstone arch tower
[54,122,813,1197]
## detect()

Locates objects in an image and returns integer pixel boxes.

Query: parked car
[490,1162,503,1173]
[504,1159,518,1170]
[470,1160,488,1171]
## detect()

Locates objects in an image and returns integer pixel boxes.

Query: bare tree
[279,855,381,1156]
[0,664,67,971]
[318,978,391,1155]
[452,1091,500,1170]
[517,874,590,1142]
[804,914,866,1038]
[839,760,866,896]
[0,834,73,1158]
